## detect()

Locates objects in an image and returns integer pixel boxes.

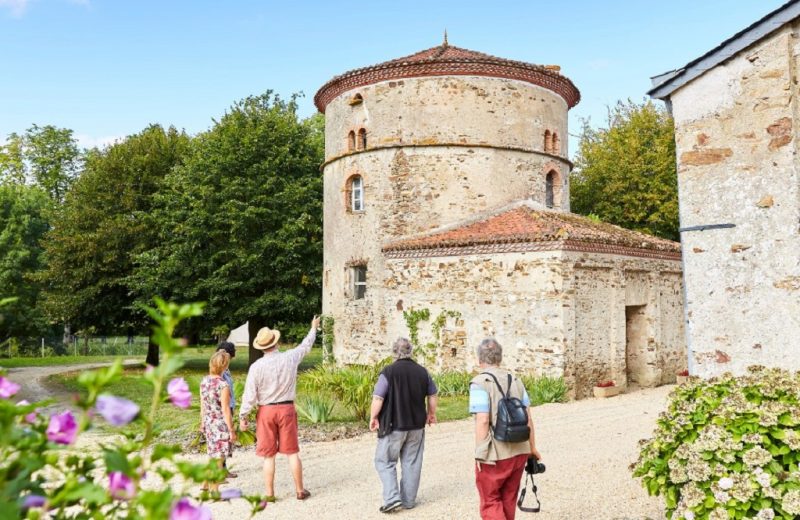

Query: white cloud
[0,0,30,17]
[75,134,123,150]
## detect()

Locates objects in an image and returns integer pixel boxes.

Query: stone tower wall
[669,23,800,377]
[322,75,572,360]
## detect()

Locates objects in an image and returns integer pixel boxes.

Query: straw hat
[253,327,281,350]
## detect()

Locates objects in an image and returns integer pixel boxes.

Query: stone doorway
[625,305,648,386]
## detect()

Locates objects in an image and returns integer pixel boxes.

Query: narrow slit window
[353,266,367,300]
[544,130,552,153]
[351,175,364,212]
[358,128,367,150]
[348,131,356,152]
[546,171,556,208]
[552,132,559,154]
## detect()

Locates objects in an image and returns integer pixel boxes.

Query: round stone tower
[315,40,580,362]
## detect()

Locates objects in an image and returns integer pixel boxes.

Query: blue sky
[0,0,788,154]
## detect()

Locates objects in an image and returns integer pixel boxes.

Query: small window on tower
[348,175,364,212]
[358,128,367,150]
[347,131,356,152]
[546,171,557,208]
[544,130,552,153]
[353,266,367,300]
[552,132,560,154]
[349,93,364,106]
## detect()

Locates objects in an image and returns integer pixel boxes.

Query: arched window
[544,130,552,153]
[348,175,364,212]
[358,128,367,150]
[545,171,557,208]
[347,131,356,152]
[349,93,364,106]
[552,132,560,154]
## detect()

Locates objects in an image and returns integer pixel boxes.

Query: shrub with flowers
[633,366,800,520]
[0,298,267,518]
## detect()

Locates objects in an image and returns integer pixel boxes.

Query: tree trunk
[62,323,71,347]
[247,320,262,367]
[145,338,159,366]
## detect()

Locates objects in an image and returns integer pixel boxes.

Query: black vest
[377,359,430,437]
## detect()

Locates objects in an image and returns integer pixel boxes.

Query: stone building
[317,40,686,398]
[649,1,800,378]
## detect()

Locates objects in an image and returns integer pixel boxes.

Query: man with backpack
[470,338,542,520]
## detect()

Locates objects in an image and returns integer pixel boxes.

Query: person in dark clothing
[369,337,438,514]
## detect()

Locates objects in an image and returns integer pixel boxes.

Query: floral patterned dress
[200,376,232,459]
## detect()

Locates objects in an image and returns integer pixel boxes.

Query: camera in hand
[525,456,545,475]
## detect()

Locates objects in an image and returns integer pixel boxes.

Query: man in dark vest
[369,337,438,514]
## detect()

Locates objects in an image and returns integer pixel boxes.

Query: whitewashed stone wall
[669,23,800,377]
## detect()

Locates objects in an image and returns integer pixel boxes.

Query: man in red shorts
[239,315,320,501]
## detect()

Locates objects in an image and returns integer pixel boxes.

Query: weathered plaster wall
[324,75,569,160]
[359,250,685,400]
[562,252,685,398]
[322,75,571,360]
[670,23,800,377]
[379,251,568,375]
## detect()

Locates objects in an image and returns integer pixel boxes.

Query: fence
[1,336,150,358]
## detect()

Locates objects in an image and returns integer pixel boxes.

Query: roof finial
[443,29,448,47]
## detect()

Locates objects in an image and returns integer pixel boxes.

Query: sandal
[296,489,311,501]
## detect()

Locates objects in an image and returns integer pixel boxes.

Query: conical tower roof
[314,40,581,112]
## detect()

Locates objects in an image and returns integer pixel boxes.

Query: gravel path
[4,360,140,408]
[203,385,671,520]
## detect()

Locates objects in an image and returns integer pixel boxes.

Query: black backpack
[481,372,530,443]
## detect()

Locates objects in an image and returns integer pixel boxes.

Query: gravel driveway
[203,385,670,520]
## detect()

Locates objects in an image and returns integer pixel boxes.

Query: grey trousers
[374,428,425,508]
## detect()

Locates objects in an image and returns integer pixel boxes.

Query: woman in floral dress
[200,350,237,492]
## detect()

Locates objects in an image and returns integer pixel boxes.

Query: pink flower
[167,378,191,409]
[46,411,78,445]
[16,400,38,423]
[170,498,211,520]
[108,472,136,500]
[96,395,140,426]
[0,376,21,398]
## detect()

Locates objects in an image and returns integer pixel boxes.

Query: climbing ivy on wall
[321,314,335,365]
[402,307,462,365]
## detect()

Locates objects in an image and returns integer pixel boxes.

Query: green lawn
[0,355,144,369]
[51,346,471,440]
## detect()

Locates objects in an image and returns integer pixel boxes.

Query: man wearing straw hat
[239,315,321,501]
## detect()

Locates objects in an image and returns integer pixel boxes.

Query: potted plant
[593,380,621,398]
[676,369,690,385]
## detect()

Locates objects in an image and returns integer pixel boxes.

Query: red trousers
[475,454,527,520]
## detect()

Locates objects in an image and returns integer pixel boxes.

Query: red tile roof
[314,42,581,113]
[382,206,680,259]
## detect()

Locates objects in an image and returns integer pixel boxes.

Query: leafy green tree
[132,93,324,365]
[0,184,51,340]
[570,100,679,241]
[37,125,191,355]
[0,125,82,202]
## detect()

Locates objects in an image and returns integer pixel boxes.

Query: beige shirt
[239,328,316,417]
[471,366,532,463]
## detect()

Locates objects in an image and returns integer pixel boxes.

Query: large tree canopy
[38,125,191,334]
[0,125,82,202]
[0,184,51,339]
[132,93,324,363]
[570,100,679,241]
